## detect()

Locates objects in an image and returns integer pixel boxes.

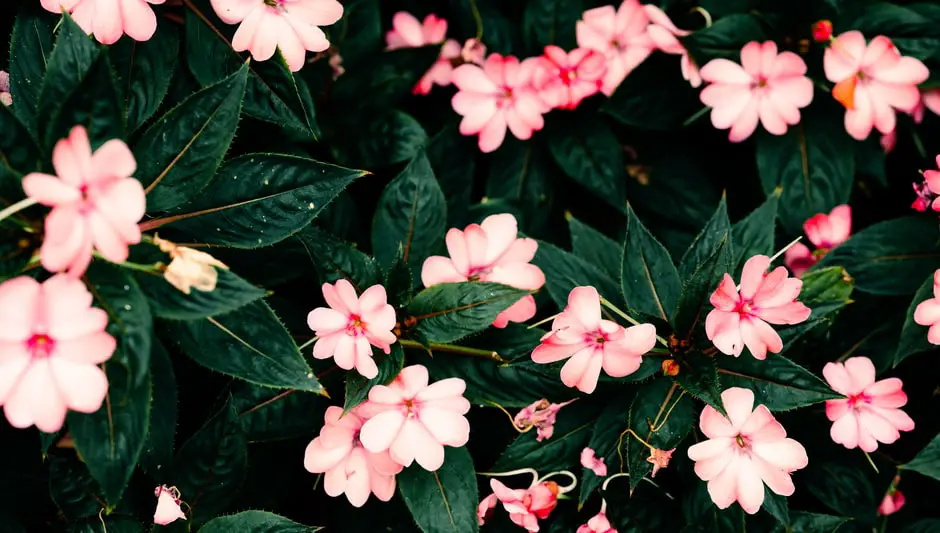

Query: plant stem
[0,197,37,226]
[399,339,505,362]
[92,252,162,274]
[298,336,318,351]
[769,236,803,264]
[599,297,669,348]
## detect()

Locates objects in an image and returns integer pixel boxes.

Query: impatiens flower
[647,447,674,477]
[303,406,403,507]
[210,0,343,72]
[359,365,470,471]
[706,255,811,359]
[0,71,11,106]
[580,447,608,476]
[385,12,460,95]
[422,213,545,327]
[490,479,559,532]
[823,357,915,452]
[577,512,617,533]
[914,270,940,344]
[824,31,929,140]
[461,38,486,65]
[513,398,575,441]
[812,20,834,43]
[0,275,115,433]
[911,179,938,213]
[41,0,166,45]
[700,41,813,142]
[307,279,397,379]
[645,5,701,88]
[154,236,229,295]
[532,46,606,110]
[687,387,808,515]
[878,489,905,516]
[531,286,656,394]
[450,54,547,152]
[916,155,940,213]
[22,126,145,277]
[478,493,498,526]
[153,486,186,526]
[784,204,852,276]
[576,0,654,95]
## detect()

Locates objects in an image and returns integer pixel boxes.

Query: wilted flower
[577,512,617,533]
[490,479,559,532]
[153,486,186,526]
[513,398,575,441]
[580,447,607,476]
[647,447,674,477]
[154,236,228,295]
[878,489,905,516]
[784,205,852,276]
[662,359,679,376]
[41,0,165,44]
[532,46,606,110]
[645,4,701,87]
[576,0,654,95]
[477,493,498,526]
[385,12,461,95]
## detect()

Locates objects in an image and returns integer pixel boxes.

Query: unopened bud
[662,359,679,376]
[812,20,833,43]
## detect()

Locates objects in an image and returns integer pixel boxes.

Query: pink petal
[0,277,40,341]
[739,317,782,360]
[392,418,445,470]
[700,59,752,85]
[418,407,469,446]
[843,356,876,391]
[734,458,765,514]
[706,454,742,509]
[308,307,347,334]
[3,359,67,432]
[830,412,861,449]
[751,438,808,471]
[567,286,602,329]
[359,410,405,453]
[560,350,603,394]
[721,387,755,430]
[700,404,737,438]
[54,333,116,366]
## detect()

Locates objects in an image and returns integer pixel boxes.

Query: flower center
[585,329,609,347]
[734,299,755,317]
[346,315,364,335]
[848,393,872,409]
[735,434,748,448]
[561,67,576,83]
[27,334,55,359]
[467,265,491,281]
[754,76,768,88]
[403,398,419,418]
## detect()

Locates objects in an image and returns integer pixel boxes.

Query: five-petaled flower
[41,0,166,44]
[576,0,654,95]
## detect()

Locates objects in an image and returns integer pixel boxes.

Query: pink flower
[307,280,397,379]
[23,126,145,277]
[385,12,460,95]
[823,357,915,452]
[531,286,656,394]
[210,0,343,72]
[577,513,617,533]
[461,38,487,65]
[451,54,546,152]
[911,180,937,213]
[687,387,808,515]
[923,88,940,116]
[41,0,166,45]
[153,486,186,526]
[824,31,929,140]
[812,20,834,43]
[919,155,940,213]
[477,493,498,526]
[914,270,940,344]
[784,204,852,276]
[512,398,575,441]
[532,46,606,110]
[580,447,608,476]
[878,489,905,516]
[700,41,814,142]
[644,4,701,88]
[421,213,545,328]
[647,447,674,477]
[576,0,654,95]
[490,479,559,532]
[359,365,470,471]
[706,255,811,359]
[0,275,115,433]
[303,406,403,507]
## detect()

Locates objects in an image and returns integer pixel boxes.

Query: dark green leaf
[140,341,177,477]
[398,446,479,533]
[134,65,247,212]
[295,226,381,289]
[731,191,779,278]
[903,519,940,533]
[625,379,696,490]
[0,104,41,175]
[622,205,681,322]
[9,4,56,134]
[48,456,103,521]
[674,239,731,339]
[763,489,790,526]
[521,0,581,52]
[771,512,848,533]
[231,383,324,442]
[428,123,477,225]
[332,47,440,112]
[603,54,700,130]
[568,215,621,280]
[110,23,179,132]
[344,343,405,411]
[200,511,319,533]
[579,392,635,505]
[681,13,768,64]
[895,273,937,366]
[135,267,267,320]
[901,431,940,481]
[850,3,940,62]
[405,282,529,343]
[384,246,415,307]
[546,114,626,212]
[493,399,602,473]
[716,354,840,411]
[806,461,875,519]
[334,110,428,169]
[534,240,624,310]
[69,516,144,533]
[331,0,381,66]
[485,137,554,231]
[674,353,725,415]
[678,196,731,282]
[46,52,124,151]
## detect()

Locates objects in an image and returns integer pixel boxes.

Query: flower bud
[812,20,833,43]
[662,359,679,376]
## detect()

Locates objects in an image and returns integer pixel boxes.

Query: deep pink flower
[812,20,834,43]
[41,0,166,44]
[706,255,811,359]
[303,406,403,507]
[359,365,470,471]
[911,180,937,213]
[576,0,654,95]
[532,286,656,393]
[700,41,814,142]
[784,204,852,276]
[421,213,545,328]
[687,387,808,515]
[490,479,559,532]
[153,486,186,526]
[644,4,701,88]
[210,0,343,72]
[385,12,460,95]
[513,398,575,441]
[580,447,608,476]
[532,46,606,110]
[451,54,546,152]
[577,513,617,533]
[0,275,115,433]
[307,279,396,379]
[477,493,498,526]
[919,155,940,213]
[647,447,674,477]
[23,126,145,277]
[878,489,905,516]
[914,269,940,344]
[824,31,929,140]
[823,357,915,452]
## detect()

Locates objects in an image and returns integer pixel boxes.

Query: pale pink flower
[421,213,545,327]
[22,127,145,277]
[706,255,811,359]
[451,54,546,152]
[576,0,654,95]
[307,279,397,380]
[0,71,10,106]
[210,0,343,72]
[153,486,186,526]
[647,447,674,477]
[0,275,115,433]
[303,406,403,507]
[580,447,607,476]
[644,4,701,87]
[878,489,905,516]
[532,46,606,110]
[700,41,814,142]
[578,513,617,533]
[531,286,656,394]
[359,365,470,471]
[41,0,166,45]
[914,270,940,344]
[824,31,929,140]
[384,12,460,95]
[687,387,808,515]
[477,493,498,526]
[461,38,486,65]
[784,204,852,276]
[823,357,915,452]
[490,479,559,532]
[512,398,575,441]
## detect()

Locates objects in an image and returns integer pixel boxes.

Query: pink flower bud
[812,20,833,42]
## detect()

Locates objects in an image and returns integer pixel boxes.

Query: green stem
[912,129,928,159]
[93,252,162,274]
[298,336,318,351]
[682,106,710,127]
[0,197,38,226]
[468,0,484,41]
[399,339,505,362]
[599,297,669,348]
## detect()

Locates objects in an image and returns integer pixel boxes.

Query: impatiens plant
[4,0,940,532]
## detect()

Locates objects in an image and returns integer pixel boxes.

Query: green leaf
[384,245,415,307]
[134,65,247,212]
[603,54,701,131]
[755,102,855,234]
[69,516,143,533]
[850,3,940,62]
[546,114,626,212]
[771,512,848,533]
[134,268,267,320]
[398,446,479,533]
[799,266,855,316]
[164,300,323,393]
[46,52,124,151]
[674,354,725,415]
[428,123,477,225]
[521,0,581,52]
[201,511,319,533]
[622,205,681,322]
[140,341,177,477]
[763,489,790,526]
[231,382,324,442]
[493,399,602,473]
[295,226,381,289]
[579,392,635,506]
[332,47,441,112]
[731,192,779,278]
[681,13,768,64]
[625,380,695,490]
[110,22,179,132]
[895,274,937,366]
[0,104,41,175]
[568,215,621,280]
[716,354,840,411]
[534,240,624,310]
[48,456,103,521]
[68,362,151,505]
[152,153,364,247]
[904,519,940,533]
[9,4,56,134]
[678,197,731,282]
[331,0,381,66]
[334,110,428,169]
[405,282,529,343]
[817,216,940,295]
[372,150,447,269]
[806,462,875,519]
[901,431,940,481]
[485,137,554,231]
[344,343,405,411]
[674,239,731,339]
[172,397,247,524]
